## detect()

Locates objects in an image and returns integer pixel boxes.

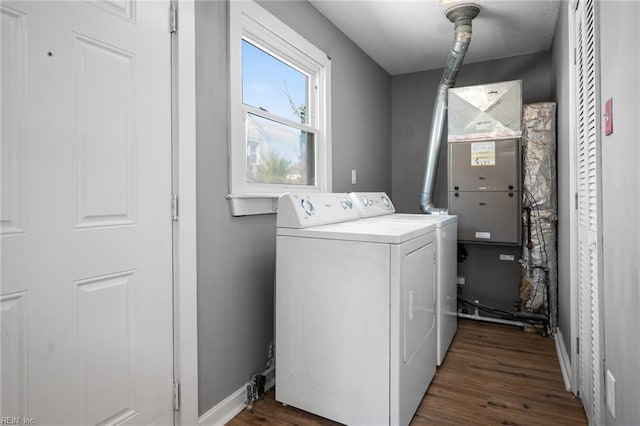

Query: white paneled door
[1,1,174,424]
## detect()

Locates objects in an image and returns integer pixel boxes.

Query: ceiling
[308,0,561,76]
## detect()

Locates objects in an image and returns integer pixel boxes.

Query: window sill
[226,193,281,217]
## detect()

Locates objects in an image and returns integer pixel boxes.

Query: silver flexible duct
[419,3,480,214]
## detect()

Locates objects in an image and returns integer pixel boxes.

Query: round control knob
[508,192,514,198]
[454,186,459,191]
[301,199,315,216]
[454,192,459,197]
[382,196,390,208]
[340,200,354,209]
[508,185,514,190]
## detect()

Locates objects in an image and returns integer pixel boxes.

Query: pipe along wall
[419,3,480,214]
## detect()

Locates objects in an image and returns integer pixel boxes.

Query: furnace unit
[447,80,522,245]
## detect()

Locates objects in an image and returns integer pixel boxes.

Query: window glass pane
[246,113,315,186]
[242,40,309,124]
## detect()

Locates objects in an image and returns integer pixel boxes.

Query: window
[228,1,332,216]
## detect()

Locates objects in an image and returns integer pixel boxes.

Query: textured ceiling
[309,0,561,76]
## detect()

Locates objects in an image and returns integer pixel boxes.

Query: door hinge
[573,47,576,65]
[169,4,177,33]
[577,337,580,354]
[173,381,180,411]
[171,193,179,221]
[575,192,578,210]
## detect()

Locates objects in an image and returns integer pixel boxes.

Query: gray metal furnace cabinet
[447,80,523,245]
[448,138,521,244]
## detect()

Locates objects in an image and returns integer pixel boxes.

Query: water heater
[447,80,522,244]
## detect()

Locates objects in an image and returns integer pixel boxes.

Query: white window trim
[228,0,332,216]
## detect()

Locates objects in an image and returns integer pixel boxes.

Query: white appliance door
[1,2,174,424]
[391,233,436,426]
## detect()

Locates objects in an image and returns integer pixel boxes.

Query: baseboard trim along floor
[555,328,573,391]
[198,366,275,426]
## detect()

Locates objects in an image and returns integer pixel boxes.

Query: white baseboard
[555,328,572,391]
[198,366,275,426]
[198,384,247,426]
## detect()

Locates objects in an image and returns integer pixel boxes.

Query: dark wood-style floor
[228,320,587,425]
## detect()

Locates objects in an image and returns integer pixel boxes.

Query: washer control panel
[277,193,360,228]
[349,192,395,218]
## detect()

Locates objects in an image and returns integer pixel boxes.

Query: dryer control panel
[277,193,359,228]
[349,192,395,218]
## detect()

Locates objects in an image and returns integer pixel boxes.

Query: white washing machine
[275,193,437,426]
[349,192,458,366]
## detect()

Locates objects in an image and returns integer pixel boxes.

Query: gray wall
[599,2,640,424]
[195,0,390,415]
[391,51,553,312]
[551,0,572,358]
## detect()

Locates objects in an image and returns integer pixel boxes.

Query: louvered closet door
[574,0,604,424]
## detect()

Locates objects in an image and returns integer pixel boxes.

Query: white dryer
[349,192,458,366]
[275,193,437,426]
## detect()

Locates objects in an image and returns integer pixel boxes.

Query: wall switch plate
[457,276,465,285]
[351,169,357,185]
[606,370,616,418]
[499,254,515,261]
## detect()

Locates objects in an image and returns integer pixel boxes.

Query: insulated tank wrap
[520,102,558,328]
[522,102,557,210]
[521,208,557,313]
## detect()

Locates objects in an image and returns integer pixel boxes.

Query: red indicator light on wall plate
[604,97,613,136]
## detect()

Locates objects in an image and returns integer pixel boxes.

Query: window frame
[228,0,332,216]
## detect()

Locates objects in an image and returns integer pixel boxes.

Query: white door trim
[567,0,580,396]
[173,1,199,424]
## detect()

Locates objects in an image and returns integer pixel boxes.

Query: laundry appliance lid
[365,213,457,228]
[277,219,435,244]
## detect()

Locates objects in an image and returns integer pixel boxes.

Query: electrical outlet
[499,254,515,261]
[457,276,465,285]
[606,370,616,418]
[351,169,357,185]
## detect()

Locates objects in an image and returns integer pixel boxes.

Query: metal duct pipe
[419,3,480,214]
